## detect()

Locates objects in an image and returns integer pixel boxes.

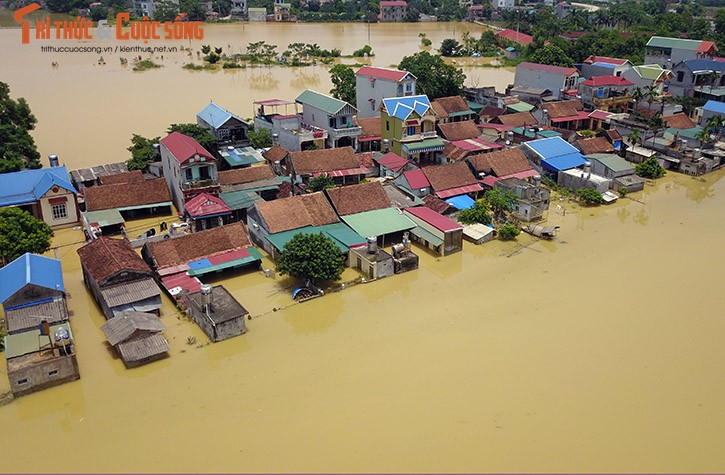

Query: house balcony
[401,130,438,142]
[329,125,362,140]
[182,178,219,191]
[593,94,633,110]
[298,123,328,143]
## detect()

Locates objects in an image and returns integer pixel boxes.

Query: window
[676,71,684,83]
[329,117,335,128]
[185,168,193,180]
[51,203,67,220]
[407,125,416,136]
[48,370,59,377]
[199,167,210,180]
[17,378,28,385]
[371,100,376,111]
[386,121,390,131]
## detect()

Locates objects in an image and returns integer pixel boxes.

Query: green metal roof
[83,209,124,227]
[512,127,561,139]
[266,223,366,254]
[585,153,634,173]
[467,101,484,114]
[507,102,535,113]
[410,225,443,247]
[448,109,475,118]
[296,90,348,115]
[5,322,73,359]
[664,127,704,140]
[646,36,707,51]
[220,147,265,167]
[187,247,264,276]
[402,138,446,153]
[220,190,264,211]
[341,208,415,238]
[633,64,667,80]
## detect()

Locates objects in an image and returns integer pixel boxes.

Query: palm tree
[628,130,641,146]
[645,84,658,112]
[705,115,725,141]
[631,86,643,113]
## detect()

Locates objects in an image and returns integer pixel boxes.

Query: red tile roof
[405,206,462,232]
[495,29,533,45]
[494,111,538,127]
[422,162,479,193]
[697,41,717,53]
[588,109,612,120]
[358,116,382,141]
[218,166,275,186]
[518,61,578,76]
[325,181,391,216]
[263,145,289,164]
[581,76,634,87]
[255,192,339,234]
[403,169,430,190]
[467,147,533,176]
[438,120,481,141]
[77,237,153,284]
[289,147,360,175]
[577,137,614,155]
[422,194,452,214]
[376,152,408,172]
[356,152,376,169]
[160,131,214,164]
[663,113,696,130]
[98,170,145,185]
[184,192,232,218]
[84,178,172,211]
[431,96,471,119]
[356,66,409,82]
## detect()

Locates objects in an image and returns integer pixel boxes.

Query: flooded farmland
[2,21,725,473]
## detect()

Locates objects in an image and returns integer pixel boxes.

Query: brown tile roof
[358,117,382,139]
[218,165,275,186]
[603,129,623,142]
[356,152,376,169]
[422,162,478,191]
[542,100,583,118]
[443,142,472,162]
[431,96,470,119]
[480,105,506,119]
[84,178,172,211]
[422,194,452,214]
[288,147,360,175]
[98,170,145,185]
[276,181,292,199]
[663,113,695,130]
[263,145,289,164]
[438,120,481,142]
[77,237,152,284]
[146,222,252,268]
[494,111,538,127]
[577,137,614,155]
[325,181,391,216]
[467,148,533,176]
[255,192,339,234]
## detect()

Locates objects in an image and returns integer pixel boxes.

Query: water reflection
[633,207,650,226]
[289,67,322,91]
[684,176,717,203]
[247,68,281,91]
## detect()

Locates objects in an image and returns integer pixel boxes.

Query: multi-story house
[514,62,580,100]
[273,0,291,21]
[160,131,220,213]
[230,0,247,18]
[379,0,407,21]
[491,0,514,8]
[296,90,362,150]
[578,76,635,112]
[133,0,178,18]
[621,64,674,109]
[254,98,327,152]
[644,36,718,69]
[355,66,417,119]
[431,96,477,125]
[554,1,571,18]
[196,102,249,144]
[380,95,445,164]
[668,59,725,101]
[580,56,633,79]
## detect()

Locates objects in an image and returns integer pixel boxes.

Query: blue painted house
[196,102,250,143]
[0,165,79,228]
[701,100,725,125]
[521,136,588,177]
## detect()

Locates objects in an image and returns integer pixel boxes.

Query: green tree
[306,173,335,192]
[180,0,208,20]
[154,0,180,20]
[439,38,463,57]
[526,44,574,68]
[398,51,466,100]
[0,208,53,267]
[484,188,518,221]
[126,134,160,172]
[277,233,345,283]
[167,123,218,154]
[248,127,273,149]
[329,64,356,105]
[458,199,491,225]
[628,130,641,146]
[0,82,41,174]
[497,222,520,241]
[635,156,665,179]
[576,187,604,206]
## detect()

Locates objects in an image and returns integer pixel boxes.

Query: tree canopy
[635,156,665,179]
[526,44,574,68]
[126,134,160,172]
[576,187,604,205]
[0,208,53,267]
[458,199,491,226]
[248,126,273,149]
[398,51,466,100]
[0,82,41,174]
[329,64,356,106]
[277,233,345,283]
[306,173,335,192]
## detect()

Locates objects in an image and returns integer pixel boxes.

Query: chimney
[48,154,59,167]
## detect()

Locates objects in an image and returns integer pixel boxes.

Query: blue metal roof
[382,95,431,121]
[524,136,579,159]
[703,100,725,114]
[445,194,475,210]
[0,166,76,208]
[591,62,616,68]
[197,102,247,129]
[541,153,588,172]
[683,59,725,74]
[0,253,64,304]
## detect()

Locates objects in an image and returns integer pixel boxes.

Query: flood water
[2,22,725,473]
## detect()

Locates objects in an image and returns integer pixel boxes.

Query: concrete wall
[4,285,63,309]
[514,69,577,100]
[39,187,78,228]
[558,169,611,193]
[160,141,184,212]
[8,353,80,397]
[356,77,400,119]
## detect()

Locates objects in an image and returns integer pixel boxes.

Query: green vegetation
[576,187,604,206]
[248,127,273,149]
[126,134,160,172]
[329,64,356,105]
[618,186,629,197]
[0,82,41,174]
[222,62,245,69]
[458,199,492,226]
[398,51,466,100]
[484,188,518,222]
[0,208,53,267]
[306,174,335,192]
[419,33,432,47]
[440,31,499,57]
[277,233,345,283]
[635,156,666,179]
[132,60,162,72]
[497,222,520,241]
[526,43,574,68]
[352,45,374,57]
[183,63,216,71]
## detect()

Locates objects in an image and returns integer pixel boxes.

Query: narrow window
[51,203,67,220]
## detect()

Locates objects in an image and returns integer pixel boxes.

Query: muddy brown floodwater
[2,22,725,473]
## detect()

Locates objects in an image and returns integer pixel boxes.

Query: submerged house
[182,285,248,342]
[513,62,580,100]
[431,96,477,125]
[0,165,79,229]
[403,206,463,256]
[217,165,283,221]
[422,161,483,208]
[285,147,367,186]
[100,311,168,368]
[494,177,551,221]
[196,101,249,144]
[254,99,327,152]
[83,178,173,220]
[467,146,538,188]
[380,95,445,164]
[644,36,718,69]
[296,89,362,150]
[77,237,163,319]
[0,253,79,397]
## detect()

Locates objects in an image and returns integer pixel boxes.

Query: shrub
[618,186,628,197]
[497,222,520,241]
[576,187,604,205]
[635,156,665,179]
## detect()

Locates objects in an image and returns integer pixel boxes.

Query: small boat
[522,224,559,239]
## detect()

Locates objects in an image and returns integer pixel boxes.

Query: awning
[116,201,172,212]
[402,138,446,154]
[541,153,588,172]
[160,272,201,296]
[410,226,444,247]
[187,247,264,276]
[435,184,483,199]
[445,194,475,209]
[83,209,124,227]
[312,167,370,178]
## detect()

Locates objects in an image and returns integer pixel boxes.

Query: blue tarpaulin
[445,195,475,209]
[188,258,212,270]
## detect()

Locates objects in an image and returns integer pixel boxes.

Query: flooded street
[2,21,725,473]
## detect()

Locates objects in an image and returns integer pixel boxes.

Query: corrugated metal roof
[220,190,265,210]
[444,195,475,210]
[160,132,214,164]
[703,100,725,114]
[355,66,412,82]
[435,183,483,199]
[4,322,73,359]
[341,208,415,237]
[197,102,247,129]
[409,226,444,247]
[632,64,668,80]
[187,247,263,276]
[117,332,169,363]
[100,278,162,308]
[101,311,165,346]
[5,298,68,334]
[382,95,432,121]
[405,206,463,231]
[219,146,265,167]
[376,152,409,172]
[585,153,634,173]
[83,209,124,227]
[296,89,350,115]
[402,138,445,153]
[524,136,579,159]
[184,192,232,218]
[506,101,535,113]
[541,153,588,172]
[0,165,76,208]
[646,36,712,51]
[402,169,430,189]
[682,59,725,73]
[160,272,201,295]
[0,253,64,304]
